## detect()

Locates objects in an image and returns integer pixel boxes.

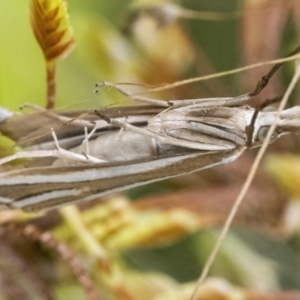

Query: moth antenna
[84,127,90,156]
[95,81,170,107]
[115,128,124,141]
[51,128,60,150]
[251,45,300,96]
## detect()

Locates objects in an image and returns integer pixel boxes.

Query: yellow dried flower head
[30,0,75,61]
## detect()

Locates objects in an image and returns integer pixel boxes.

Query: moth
[0,56,300,212]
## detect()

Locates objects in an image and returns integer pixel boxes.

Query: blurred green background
[0,0,246,110]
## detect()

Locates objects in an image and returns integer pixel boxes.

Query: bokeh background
[1,0,300,299]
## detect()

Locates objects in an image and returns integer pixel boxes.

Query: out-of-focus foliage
[265,155,300,236]
[266,155,300,198]
[1,0,300,300]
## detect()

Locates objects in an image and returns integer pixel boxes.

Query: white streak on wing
[0,197,13,203]
[46,147,246,210]
[0,153,199,185]
[13,189,82,209]
[220,146,245,165]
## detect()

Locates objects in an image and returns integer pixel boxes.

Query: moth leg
[0,129,106,166]
[83,127,90,155]
[168,93,254,108]
[95,81,170,107]
[81,124,98,155]
[20,103,95,128]
[50,128,106,164]
[95,81,254,108]
[115,112,130,140]
[114,128,125,141]
[0,149,62,166]
[95,111,231,150]
[0,148,101,166]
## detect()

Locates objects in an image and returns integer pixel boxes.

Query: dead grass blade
[134,55,300,95]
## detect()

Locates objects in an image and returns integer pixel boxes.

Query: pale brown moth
[0,48,300,212]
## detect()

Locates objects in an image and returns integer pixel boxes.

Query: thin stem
[136,54,300,94]
[191,62,300,300]
[46,61,56,109]
[22,224,101,300]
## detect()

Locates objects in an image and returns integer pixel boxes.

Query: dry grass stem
[191,61,300,300]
